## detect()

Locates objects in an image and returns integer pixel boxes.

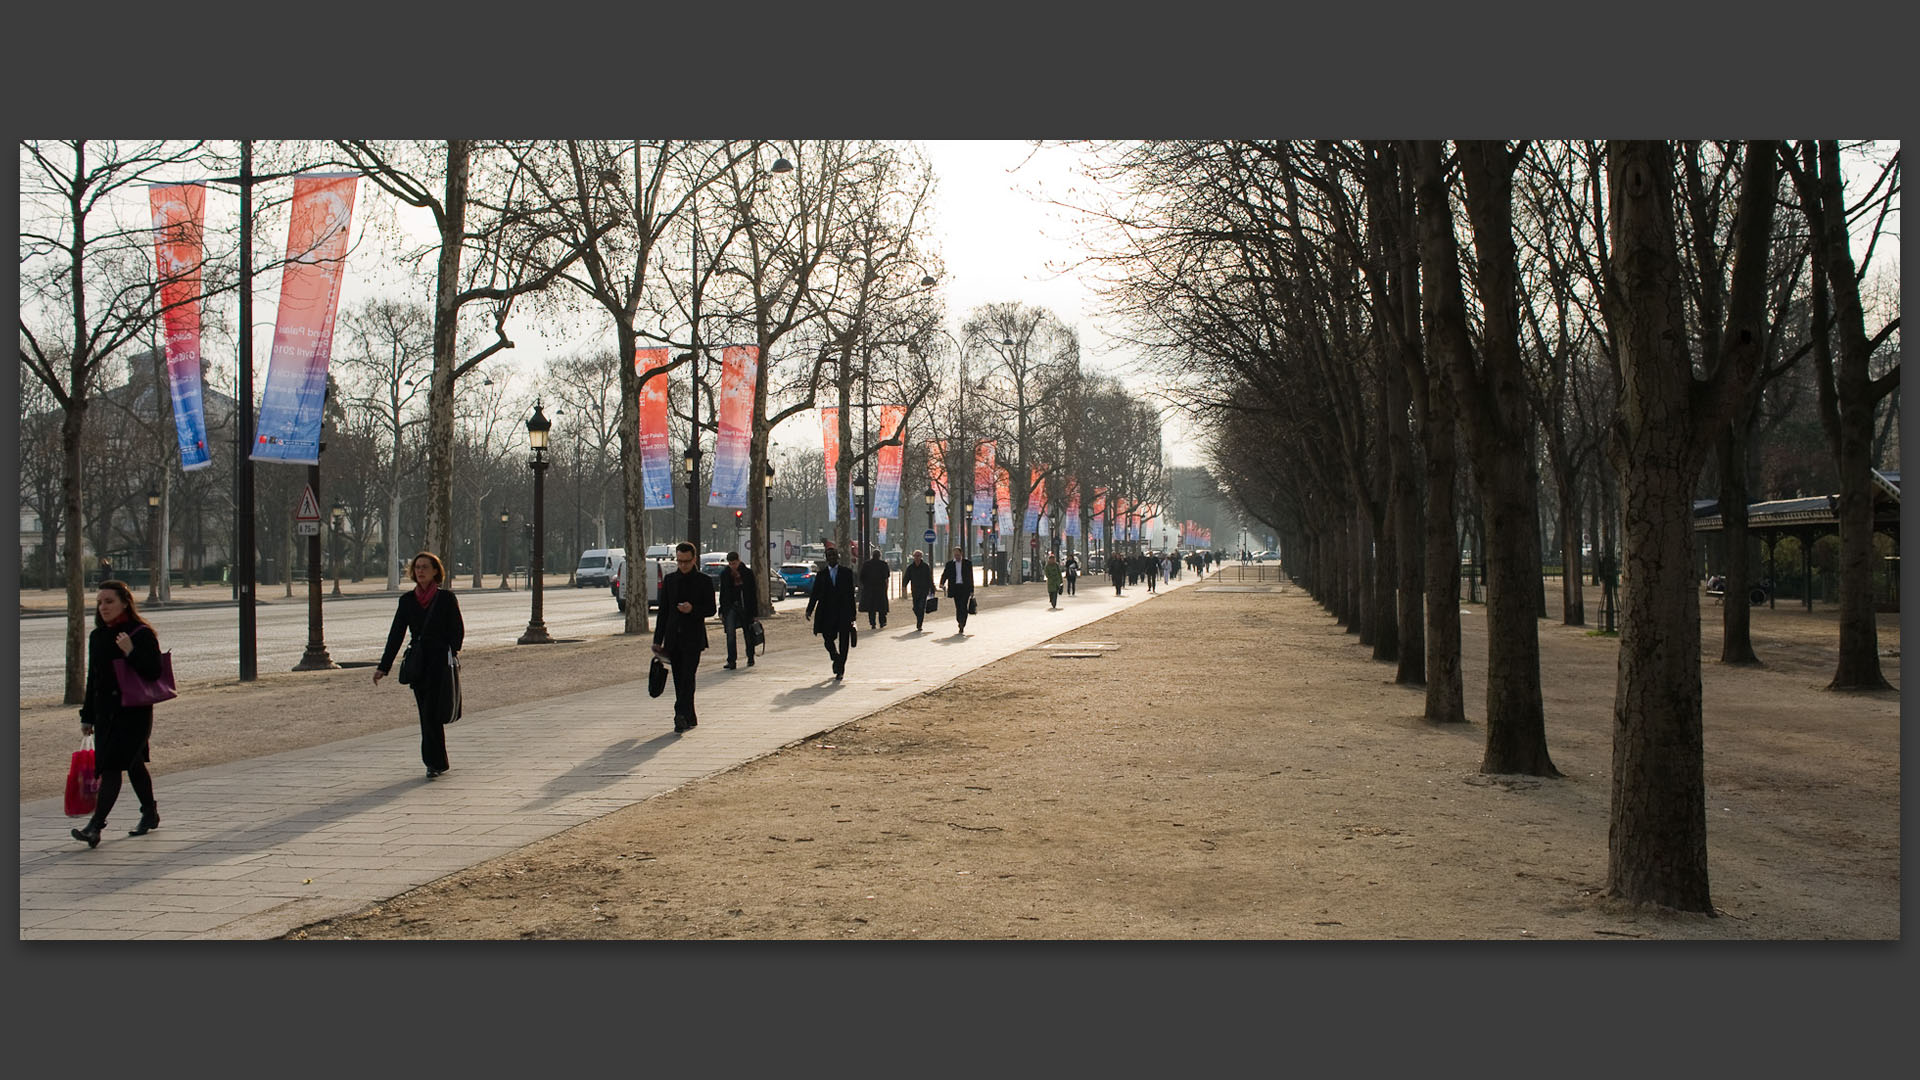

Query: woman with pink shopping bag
[70,581,165,848]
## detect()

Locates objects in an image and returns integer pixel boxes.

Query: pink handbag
[114,651,177,707]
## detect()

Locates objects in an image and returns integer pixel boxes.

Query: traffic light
[734,510,743,525]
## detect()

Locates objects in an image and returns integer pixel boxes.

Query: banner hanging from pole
[972,441,995,526]
[873,405,905,520]
[636,347,673,510]
[1065,479,1082,538]
[149,183,212,471]
[253,174,357,465]
[1022,466,1044,534]
[995,468,1013,534]
[707,345,758,508]
[821,407,841,522]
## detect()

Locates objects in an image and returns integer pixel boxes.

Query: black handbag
[967,595,978,615]
[648,656,669,698]
[748,620,765,653]
[925,595,938,612]
[397,646,419,685]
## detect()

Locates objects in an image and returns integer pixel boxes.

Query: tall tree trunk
[60,405,88,705]
[1556,464,1586,625]
[1604,139,1777,912]
[1409,139,1467,724]
[425,139,471,563]
[1454,140,1554,776]
[1715,421,1760,663]
[618,320,652,634]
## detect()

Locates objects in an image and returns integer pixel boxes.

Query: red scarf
[414,581,439,607]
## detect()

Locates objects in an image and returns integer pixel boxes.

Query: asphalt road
[17,585,808,703]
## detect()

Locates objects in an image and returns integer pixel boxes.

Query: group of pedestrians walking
[65,534,1210,849]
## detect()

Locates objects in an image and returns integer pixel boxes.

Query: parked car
[574,547,623,588]
[778,562,817,596]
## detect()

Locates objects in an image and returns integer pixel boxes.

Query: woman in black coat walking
[375,551,466,779]
[71,580,165,847]
[859,550,892,629]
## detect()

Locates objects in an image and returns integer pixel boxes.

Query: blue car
[778,562,816,597]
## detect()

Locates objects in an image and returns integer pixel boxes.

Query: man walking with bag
[654,543,716,732]
[939,547,975,636]
[902,549,936,631]
[719,551,758,670]
[806,546,858,681]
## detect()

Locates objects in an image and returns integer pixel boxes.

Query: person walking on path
[939,547,975,635]
[375,552,467,778]
[806,546,858,680]
[1044,552,1064,609]
[1111,552,1126,596]
[70,581,165,847]
[653,542,717,731]
[859,549,891,629]
[718,551,758,670]
[902,549,936,631]
[1064,553,1079,596]
[1144,551,1159,594]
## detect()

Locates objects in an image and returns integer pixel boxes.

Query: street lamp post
[963,496,974,566]
[852,471,869,570]
[329,502,345,597]
[146,489,160,603]
[293,430,336,671]
[497,507,512,590]
[683,446,700,548]
[519,401,554,645]
[765,461,777,608]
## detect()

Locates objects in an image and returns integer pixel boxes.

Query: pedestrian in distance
[902,549,936,631]
[806,545,858,680]
[1144,551,1158,593]
[653,542,717,731]
[1044,551,1064,609]
[939,546,975,635]
[70,580,165,847]
[1111,551,1125,596]
[718,550,758,670]
[1064,553,1079,596]
[375,551,467,778]
[859,548,891,629]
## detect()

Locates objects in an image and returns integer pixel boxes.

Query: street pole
[329,504,343,597]
[519,402,553,645]
[234,142,258,680]
[497,508,512,589]
[146,490,160,603]
[684,214,703,548]
[293,445,335,671]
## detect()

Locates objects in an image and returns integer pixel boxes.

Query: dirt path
[257,579,1899,940]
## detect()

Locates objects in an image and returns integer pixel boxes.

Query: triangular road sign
[296,484,321,521]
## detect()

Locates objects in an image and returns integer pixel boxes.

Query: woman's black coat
[379,588,466,717]
[80,619,163,771]
[858,556,891,614]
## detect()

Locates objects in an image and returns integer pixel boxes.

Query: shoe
[684,716,697,728]
[129,811,160,836]
[747,658,754,667]
[72,825,101,848]
[724,661,737,670]
[426,768,442,779]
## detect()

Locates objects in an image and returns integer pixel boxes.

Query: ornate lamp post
[852,470,869,567]
[329,502,345,597]
[924,485,936,539]
[683,445,700,546]
[963,495,974,565]
[519,401,554,645]
[145,489,161,603]
[764,460,778,607]
[293,425,336,671]
[497,507,512,590]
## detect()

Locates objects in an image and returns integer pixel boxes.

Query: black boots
[71,824,101,848]
[128,810,160,836]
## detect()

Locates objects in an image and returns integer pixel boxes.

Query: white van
[574,548,624,588]
[610,545,675,613]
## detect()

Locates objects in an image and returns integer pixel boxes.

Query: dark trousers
[911,594,928,629]
[822,624,852,672]
[1066,575,1077,595]
[412,679,451,771]
[1113,577,1124,595]
[722,605,752,665]
[667,642,702,723]
[89,763,155,830]
[1048,585,1060,607]
[953,596,969,633]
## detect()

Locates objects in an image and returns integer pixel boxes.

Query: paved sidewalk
[19,571,1201,939]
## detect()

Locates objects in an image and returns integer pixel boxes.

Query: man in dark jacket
[653,542,716,732]
[938,547,975,635]
[718,550,759,670]
[859,549,891,629]
[805,546,857,680]
[902,549,936,631]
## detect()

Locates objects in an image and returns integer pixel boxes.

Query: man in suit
[805,546,857,681]
[938,546,974,635]
[902,549,936,631]
[718,550,758,670]
[653,542,716,733]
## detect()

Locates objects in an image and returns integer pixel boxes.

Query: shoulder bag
[114,650,177,707]
[396,592,439,685]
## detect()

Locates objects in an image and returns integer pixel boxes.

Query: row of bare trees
[1076,139,1899,913]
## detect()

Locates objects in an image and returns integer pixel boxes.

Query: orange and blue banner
[1065,479,1082,538]
[972,441,994,525]
[253,175,357,465]
[708,345,758,508]
[149,183,211,471]
[927,440,949,526]
[821,407,841,521]
[637,347,673,510]
[873,405,905,519]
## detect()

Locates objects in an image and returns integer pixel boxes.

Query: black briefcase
[648,657,668,698]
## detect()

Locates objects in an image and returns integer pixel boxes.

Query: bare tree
[332,297,433,588]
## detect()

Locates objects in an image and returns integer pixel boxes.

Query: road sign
[295,484,321,521]
[923,529,936,545]
[295,521,321,536]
